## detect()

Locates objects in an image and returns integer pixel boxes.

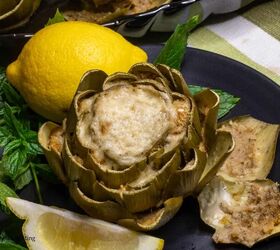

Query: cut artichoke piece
[0,0,41,32]
[38,122,67,185]
[39,62,222,230]
[198,176,280,247]
[217,116,280,181]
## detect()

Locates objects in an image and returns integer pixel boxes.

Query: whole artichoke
[39,63,233,230]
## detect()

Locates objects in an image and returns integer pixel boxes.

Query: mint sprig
[154,16,199,69]
[45,9,65,26]
[0,67,56,204]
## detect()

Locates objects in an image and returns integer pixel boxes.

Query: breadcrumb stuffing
[219,120,261,178]
[214,182,280,247]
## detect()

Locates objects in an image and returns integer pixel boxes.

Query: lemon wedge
[6,197,164,250]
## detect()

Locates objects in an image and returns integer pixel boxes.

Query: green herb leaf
[154,16,199,69]
[0,232,27,250]
[214,89,240,119]
[189,85,240,119]
[46,9,65,26]
[0,126,14,147]
[14,169,32,190]
[3,103,25,139]
[0,182,18,214]
[1,149,28,180]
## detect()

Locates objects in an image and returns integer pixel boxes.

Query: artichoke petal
[217,116,280,181]
[196,131,234,192]
[128,63,171,92]
[198,176,280,247]
[98,151,180,213]
[193,89,219,151]
[164,148,206,197]
[102,72,138,90]
[69,182,133,222]
[63,136,96,195]
[0,0,41,32]
[78,69,108,93]
[88,153,146,188]
[38,122,67,185]
[118,196,183,231]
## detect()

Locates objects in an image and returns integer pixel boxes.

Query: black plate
[1,45,280,250]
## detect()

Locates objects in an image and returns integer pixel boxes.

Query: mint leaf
[3,104,25,139]
[14,169,32,190]
[1,149,28,180]
[214,89,240,119]
[46,9,65,26]
[189,85,240,119]
[154,16,199,69]
[0,182,18,214]
[0,232,27,250]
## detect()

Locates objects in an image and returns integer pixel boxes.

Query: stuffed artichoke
[39,62,233,230]
[198,176,280,247]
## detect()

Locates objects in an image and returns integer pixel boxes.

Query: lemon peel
[6,21,147,122]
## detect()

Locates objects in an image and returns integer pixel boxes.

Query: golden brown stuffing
[214,182,280,247]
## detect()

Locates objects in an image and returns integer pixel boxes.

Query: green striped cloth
[119,0,280,86]
[189,0,280,86]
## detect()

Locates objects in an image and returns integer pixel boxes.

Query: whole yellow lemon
[6,21,147,122]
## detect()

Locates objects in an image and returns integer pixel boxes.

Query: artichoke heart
[0,0,41,32]
[39,62,229,230]
[217,116,280,181]
[198,176,280,247]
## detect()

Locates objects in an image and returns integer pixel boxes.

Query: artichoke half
[217,116,280,181]
[198,176,280,247]
[39,62,233,230]
[0,0,41,32]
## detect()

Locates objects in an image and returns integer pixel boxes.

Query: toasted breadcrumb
[214,182,280,247]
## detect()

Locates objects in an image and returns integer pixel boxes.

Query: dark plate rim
[145,44,280,92]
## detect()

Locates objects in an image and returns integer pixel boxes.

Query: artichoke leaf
[0,0,19,15]
[38,122,67,185]
[66,90,96,135]
[129,63,172,93]
[88,153,146,189]
[164,147,206,198]
[196,131,234,193]
[170,68,191,97]
[198,176,280,247]
[69,182,133,222]
[217,115,280,181]
[98,151,180,213]
[102,72,138,90]
[0,0,41,32]
[78,69,107,93]
[63,136,97,196]
[118,196,183,231]
[193,89,219,151]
